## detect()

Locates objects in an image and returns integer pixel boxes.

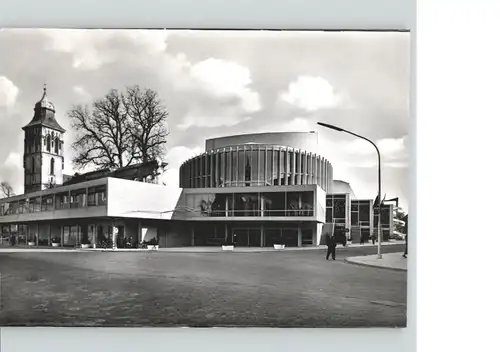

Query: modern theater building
[0,89,397,249]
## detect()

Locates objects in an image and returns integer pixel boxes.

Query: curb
[343,257,407,272]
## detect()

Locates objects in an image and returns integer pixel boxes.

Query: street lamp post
[317,122,383,259]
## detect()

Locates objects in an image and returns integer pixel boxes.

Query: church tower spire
[22,85,66,194]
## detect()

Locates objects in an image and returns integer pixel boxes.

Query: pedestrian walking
[326,232,336,260]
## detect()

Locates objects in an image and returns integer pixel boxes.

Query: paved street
[0,245,406,327]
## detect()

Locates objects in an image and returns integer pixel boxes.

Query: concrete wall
[206,132,319,153]
[315,186,326,225]
[107,178,177,220]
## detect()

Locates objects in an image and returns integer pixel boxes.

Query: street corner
[344,252,407,272]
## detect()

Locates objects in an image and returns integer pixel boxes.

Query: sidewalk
[0,241,405,254]
[156,240,404,253]
[344,252,407,271]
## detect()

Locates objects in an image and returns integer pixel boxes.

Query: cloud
[0,152,23,194]
[279,76,342,111]
[174,58,261,129]
[0,76,19,108]
[72,85,92,101]
[342,135,408,164]
[165,146,205,169]
[43,29,169,70]
[189,58,261,112]
[158,145,205,194]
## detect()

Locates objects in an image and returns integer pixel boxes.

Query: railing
[198,209,315,217]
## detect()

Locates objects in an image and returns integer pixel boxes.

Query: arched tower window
[55,137,59,154]
[46,134,51,152]
[31,157,35,172]
[50,158,55,175]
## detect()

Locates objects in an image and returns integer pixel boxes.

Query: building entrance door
[282,228,298,247]
[249,228,261,247]
[233,227,261,247]
[233,228,248,247]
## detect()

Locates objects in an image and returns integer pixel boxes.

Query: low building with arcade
[0,89,399,249]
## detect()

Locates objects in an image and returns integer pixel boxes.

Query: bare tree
[123,85,169,163]
[69,86,169,171]
[0,181,15,198]
[69,90,134,170]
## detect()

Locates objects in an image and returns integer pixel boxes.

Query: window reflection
[234,193,260,216]
[184,191,315,218]
[262,192,286,216]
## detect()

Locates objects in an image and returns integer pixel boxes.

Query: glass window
[326,196,333,207]
[225,151,231,187]
[272,150,279,185]
[285,191,314,217]
[286,191,301,216]
[29,197,41,212]
[70,189,86,208]
[295,153,301,185]
[215,152,221,187]
[231,150,238,186]
[302,191,314,216]
[201,154,206,177]
[5,201,17,215]
[326,208,333,223]
[351,212,359,226]
[301,228,314,246]
[50,157,55,175]
[381,206,391,226]
[233,193,260,216]
[301,153,306,184]
[87,186,106,206]
[333,196,346,219]
[18,199,28,214]
[55,193,69,209]
[316,157,321,185]
[193,157,198,187]
[359,201,371,222]
[210,193,227,217]
[211,153,216,187]
[238,149,245,186]
[258,149,265,186]
[193,193,217,216]
[266,149,273,186]
[207,154,212,187]
[279,149,285,183]
[250,150,259,186]
[262,192,286,216]
[226,193,234,216]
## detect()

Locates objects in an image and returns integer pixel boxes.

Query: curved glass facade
[179,144,333,193]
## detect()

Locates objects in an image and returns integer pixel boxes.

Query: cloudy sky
[0,29,410,210]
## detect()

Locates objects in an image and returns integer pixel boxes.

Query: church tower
[22,86,66,194]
